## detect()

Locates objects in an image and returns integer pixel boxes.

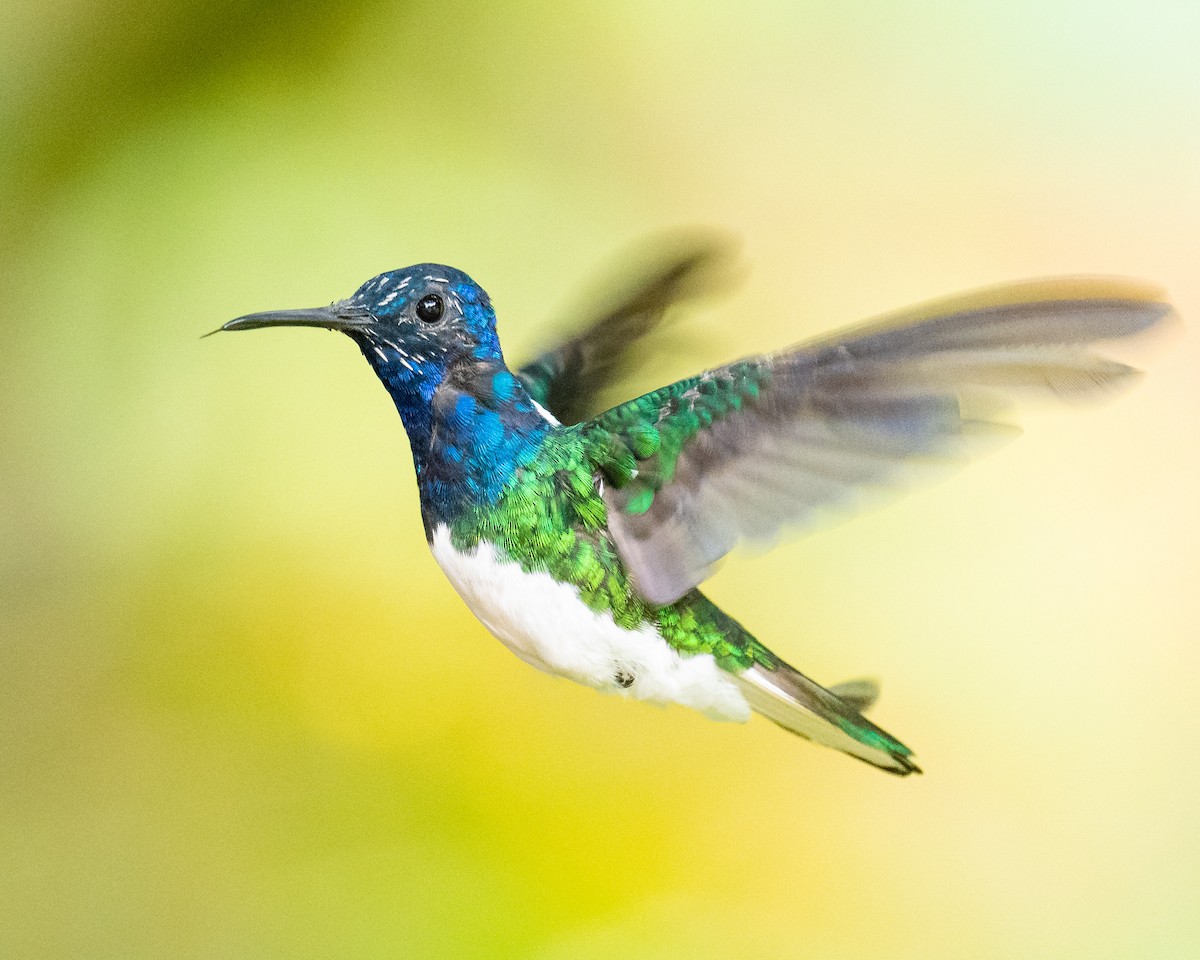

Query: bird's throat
[358,339,552,527]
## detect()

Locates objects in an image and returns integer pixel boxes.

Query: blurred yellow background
[3,2,1198,957]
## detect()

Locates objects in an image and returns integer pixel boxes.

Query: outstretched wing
[585,278,1173,606]
[515,232,736,425]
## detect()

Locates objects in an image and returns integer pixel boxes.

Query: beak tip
[203,316,256,339]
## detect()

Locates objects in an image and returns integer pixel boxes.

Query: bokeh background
[3,2,1198,958]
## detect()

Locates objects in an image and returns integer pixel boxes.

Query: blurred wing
[588,278,1173,606]
[515,232,737,424]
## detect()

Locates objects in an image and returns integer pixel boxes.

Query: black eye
[415,294,444,323]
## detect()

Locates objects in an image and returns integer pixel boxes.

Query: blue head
[223,263,550,524]
[345,263,503,370]
[223,263,504,437]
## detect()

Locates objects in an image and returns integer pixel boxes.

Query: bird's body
[409,365,745,716]
[222,242,1171,775]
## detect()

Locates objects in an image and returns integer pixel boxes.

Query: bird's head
[221,264,503,388]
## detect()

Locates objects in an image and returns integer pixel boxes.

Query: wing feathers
[515,232,738,424]
[594,280,1173,605]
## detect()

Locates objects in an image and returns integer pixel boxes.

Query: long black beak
[211,301,374,336]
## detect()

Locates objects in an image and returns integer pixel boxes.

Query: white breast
[428,525,749,722]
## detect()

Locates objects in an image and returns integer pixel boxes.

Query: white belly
[428,525,749,722]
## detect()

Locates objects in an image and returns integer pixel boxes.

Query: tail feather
[829,677,880,713]
[735,663,920,776]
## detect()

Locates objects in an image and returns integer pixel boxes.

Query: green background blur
[3,3,1198,958]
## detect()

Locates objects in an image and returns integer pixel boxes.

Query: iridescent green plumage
[591,359,770,509]
[442,424,767,669]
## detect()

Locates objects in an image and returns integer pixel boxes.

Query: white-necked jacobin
[219,240,1172,774]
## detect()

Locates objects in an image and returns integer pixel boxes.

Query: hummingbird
[219,239,1171,775]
